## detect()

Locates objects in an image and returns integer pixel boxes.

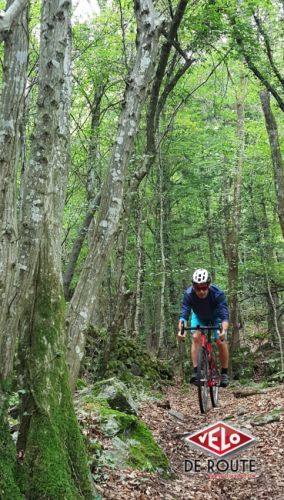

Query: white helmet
[192,268,211,284]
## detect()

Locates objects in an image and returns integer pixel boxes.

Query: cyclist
[177,268,229,387]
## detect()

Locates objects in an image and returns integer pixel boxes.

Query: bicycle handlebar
[180,322,220,335]
[179,321,227,341]
[182,325,218,331]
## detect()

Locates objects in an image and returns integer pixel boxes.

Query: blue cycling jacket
[180,284,229,323]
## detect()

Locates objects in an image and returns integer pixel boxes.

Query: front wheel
[197,347,209,414]
[209,344,220,407]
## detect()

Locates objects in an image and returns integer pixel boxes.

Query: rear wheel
[197,347,209,414]
[209,347,220,408]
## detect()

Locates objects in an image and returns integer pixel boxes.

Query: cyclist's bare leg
[191,330,201,367]
[216,340,229,369]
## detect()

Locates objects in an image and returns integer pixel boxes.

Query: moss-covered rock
[83,395,171,477]
[126,420,170,474]
[83,329,174,388]
[100,409,136,437]
[251,412,281,426]
[93,378,137,415]
[102,417,170,476]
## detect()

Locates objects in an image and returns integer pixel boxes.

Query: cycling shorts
[191,312,220,340]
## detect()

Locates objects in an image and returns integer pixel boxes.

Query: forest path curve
[98,382,284,499]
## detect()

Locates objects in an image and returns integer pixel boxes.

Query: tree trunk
[63,87,104,299]
[0,0,28,374]
[0,2,28,496]
[258,198,284,344]
[66,0,163,390]
[227,79,246,348]
[134,194,145,335]
[260,90,284,238]
[63,192,101,300]
[204,194,216,281]
[158,154,166,355]
[67,0,192,380]
[90,0,191,345]
[13,0,94,496]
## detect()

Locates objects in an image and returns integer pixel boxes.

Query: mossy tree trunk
[11,0,95,496]
[17,254,95,499]
[0,1,28,497]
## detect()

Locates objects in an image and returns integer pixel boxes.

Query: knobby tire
[209,344,220,408]
[197,347,209,414]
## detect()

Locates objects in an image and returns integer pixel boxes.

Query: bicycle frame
[180,322,221,413]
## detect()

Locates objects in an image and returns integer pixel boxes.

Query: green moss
[76,378,88,390]
[16,278,95,499]
[271,407,284,415]
[85,330,174,388]
[0,417,23,499]
[100,406,137,436]
[127,420,170,475]
[92,378,137,415]
[89,396,170,476]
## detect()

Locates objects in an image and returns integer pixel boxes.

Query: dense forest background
[0,0,283,497]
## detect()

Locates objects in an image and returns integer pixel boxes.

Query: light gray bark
[0,0,28,380]
[99,0,192,341]
[67,0,163,390]
[13,0,95,496]
[0,0,73,379]
[0,0,27,40]
[0,2,29,496]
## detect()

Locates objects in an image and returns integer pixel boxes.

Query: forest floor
[95,382,284,499]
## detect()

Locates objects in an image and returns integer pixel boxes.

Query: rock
[93,377,137,415]
[251,413,280,426]
[100,419,171,477]
[233,389,268,398]
[100,410,136,437]
[168,409,184,421]
[237,407,247,416]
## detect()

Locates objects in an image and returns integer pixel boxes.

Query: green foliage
[58,0,284,386]
[0,418,23,499]
[231,346,256,382]
[84,329,174,389]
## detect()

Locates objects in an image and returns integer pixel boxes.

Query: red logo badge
[185,421,255,457]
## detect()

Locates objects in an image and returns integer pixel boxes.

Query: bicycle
[180,322,222,414]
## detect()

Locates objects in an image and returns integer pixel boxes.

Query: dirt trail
[97,383,284,499]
